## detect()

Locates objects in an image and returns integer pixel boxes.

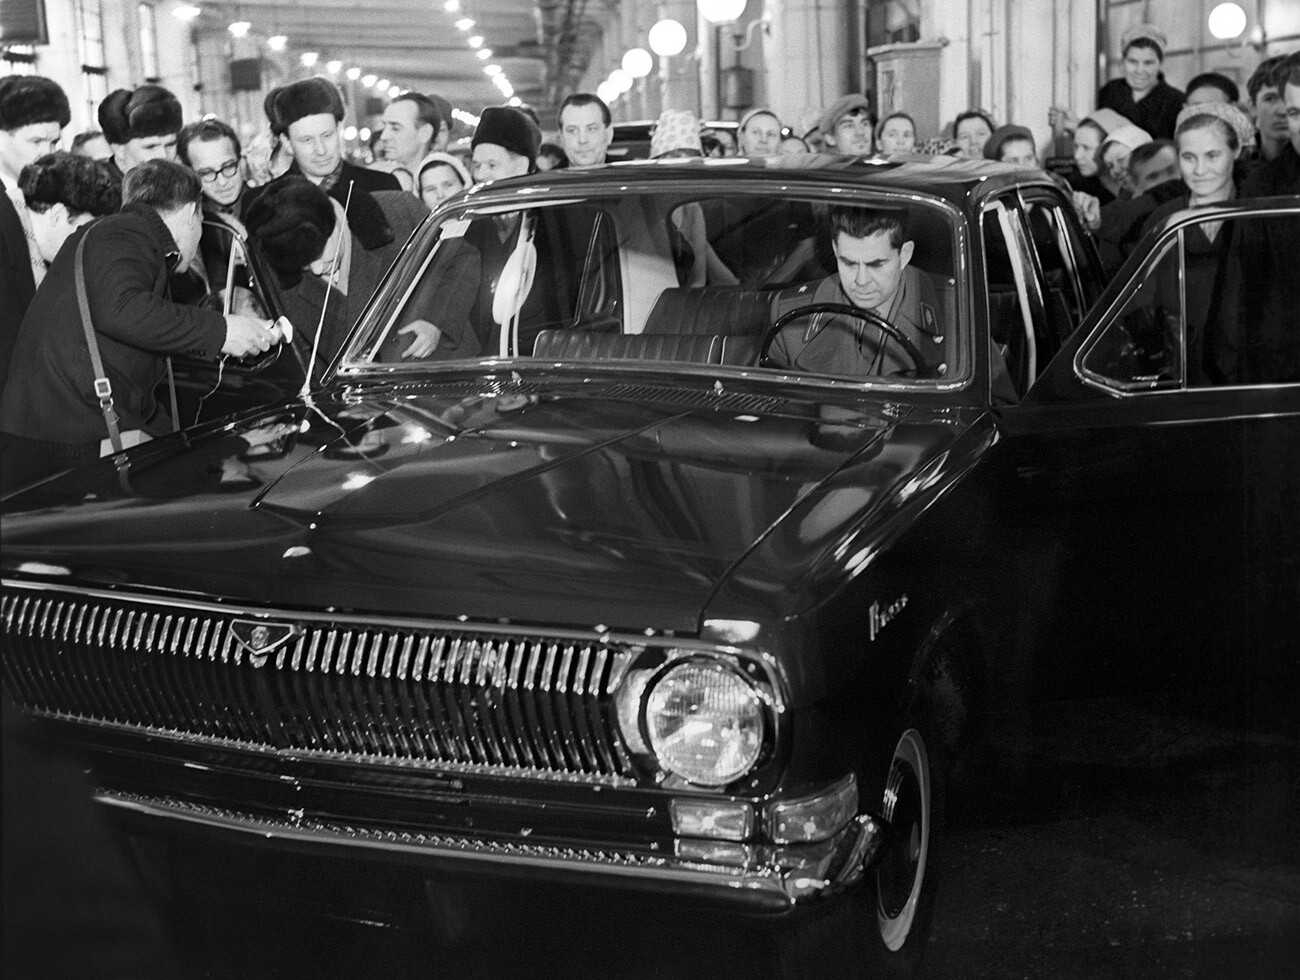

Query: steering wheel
[759,303,930,377]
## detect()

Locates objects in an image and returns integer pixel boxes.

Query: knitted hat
[983,124,1036,161]
[739,107,780,133]
[418,151,471,190]
[1102,123,1153,152]
[1175,101,1257,150]
[245,176,336,289]
[98,85,182,144]
[0,76,71,131]
[650,110,703,158]
[471,106,540,166]
[1120,24,1168,57]
[1079,108,1130,136]
[273,77,345,131]
[818,94,873,137]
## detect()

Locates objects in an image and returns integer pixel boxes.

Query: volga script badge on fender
[230,620,302,667]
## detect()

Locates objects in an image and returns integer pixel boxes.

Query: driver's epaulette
[918,300,942,342]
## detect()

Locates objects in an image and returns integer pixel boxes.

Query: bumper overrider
[97,788,890,914]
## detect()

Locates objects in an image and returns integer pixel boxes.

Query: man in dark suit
[0,161,279,494]
[1,76,71,397]
[272,77,401,202]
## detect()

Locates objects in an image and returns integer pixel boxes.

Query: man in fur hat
[273,77,400,198]
[97,84,183,180]
[464,107,562,356]
[2,76,71,400]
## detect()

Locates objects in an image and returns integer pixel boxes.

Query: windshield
[343,186,966,386]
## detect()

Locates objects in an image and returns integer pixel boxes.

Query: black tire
[872,720,945,975]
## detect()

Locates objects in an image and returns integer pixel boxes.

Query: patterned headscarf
[650,110,703,158]
[1175,101,1256,150]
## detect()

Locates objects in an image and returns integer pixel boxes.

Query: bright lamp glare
[388,84,401,98]
[508,96,522,107]
[697,0,747,24]
[267,35,288,52]
[377,78,389,90]
[1208,2,1247,39]
[300,52,319,67]
[483,64,502,76]
[325,60,343,74]
[228,20,251,37]
[622,48,653,79]
[359,127,371,141]
[477,48,492,60]
[443,0,460,11]
[455,17,475,31]
[342,125,358,141]
[346,66,361,80]
[361,74,377,87]
[173,5,201,21]
[596,81,619,104]
[468,35,483,47]
[649,19,688,57]
[609,68,633,94]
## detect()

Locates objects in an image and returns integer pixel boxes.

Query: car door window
[1021,200,1086,348]
[981,202,1042,397]
[1079,209,1300,392]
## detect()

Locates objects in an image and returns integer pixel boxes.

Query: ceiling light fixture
[467,35,483,47]
[326,59,343,74]
[455,18,474,31]
[173,5,201,20]
[476,48,492,60]
[300,51,319,67]
[267,34,288,52]
[483,64,502,76]
[228,20,251,37]
[361,73,377,87]
[346,66,361,80]
[443,0,460,11]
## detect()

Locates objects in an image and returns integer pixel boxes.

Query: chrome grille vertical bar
[408,635,445,759]
[535,642,566,771]
[472,639,508,766]
[551,643,581,770]
[504,640,540,768]
[567,645,598,772]
[302,629,339,753]
[487,639,522,767]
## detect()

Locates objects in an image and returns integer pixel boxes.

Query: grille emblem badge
[230,620,301,667]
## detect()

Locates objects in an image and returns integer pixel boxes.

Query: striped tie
[4,182,46,287]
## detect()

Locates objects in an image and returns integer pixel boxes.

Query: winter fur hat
[471,106,540,167]
[0,76,71,132]
[273,77,345,131]
[98,85,182,144]
[245,176,336,289]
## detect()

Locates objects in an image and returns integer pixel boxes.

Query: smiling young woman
[1097,25,1185,139]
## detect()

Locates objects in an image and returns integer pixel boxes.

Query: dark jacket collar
[120,202,183,269]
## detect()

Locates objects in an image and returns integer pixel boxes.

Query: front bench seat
[642,286,776,336]
[533,330,722,363]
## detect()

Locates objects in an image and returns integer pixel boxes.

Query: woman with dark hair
[1097,25,1184,139]
[952,110,995,159]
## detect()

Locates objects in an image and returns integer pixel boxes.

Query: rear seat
[533,330,722,363]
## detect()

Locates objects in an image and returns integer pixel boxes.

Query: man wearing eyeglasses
[175,119,256,306]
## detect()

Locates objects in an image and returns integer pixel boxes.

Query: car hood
[1,377,973,633]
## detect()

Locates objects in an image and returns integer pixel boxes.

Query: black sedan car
[2,156,1296,976]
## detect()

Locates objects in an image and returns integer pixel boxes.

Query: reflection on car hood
[1,376,973,633]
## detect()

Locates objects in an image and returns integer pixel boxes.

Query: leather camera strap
[74,231,124,455]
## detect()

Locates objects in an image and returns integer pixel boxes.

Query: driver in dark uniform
[768,206,944,376]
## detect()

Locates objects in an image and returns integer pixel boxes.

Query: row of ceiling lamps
[170,1,519,109]
[594,0,749,106]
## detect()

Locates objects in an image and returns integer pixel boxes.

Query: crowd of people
[1,23,1297,490]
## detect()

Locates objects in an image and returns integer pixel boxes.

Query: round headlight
[645,660,765,787]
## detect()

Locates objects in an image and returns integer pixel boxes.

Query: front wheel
[875,725,943,970]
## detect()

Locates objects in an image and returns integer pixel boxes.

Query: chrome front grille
[2,585,635,783]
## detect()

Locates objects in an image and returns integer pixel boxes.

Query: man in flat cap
[2,76,71,395]
[1098,25,1184,139]
[819,94,875,156]
[98,84,183,179]
[272,77,400,199]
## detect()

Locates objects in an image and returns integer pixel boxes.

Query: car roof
[460,153,1060,211]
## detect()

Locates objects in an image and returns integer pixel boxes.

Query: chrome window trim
[1074,199,1300,399]
[331,177,976,398]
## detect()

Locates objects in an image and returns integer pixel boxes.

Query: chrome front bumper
[98,790,890,914]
